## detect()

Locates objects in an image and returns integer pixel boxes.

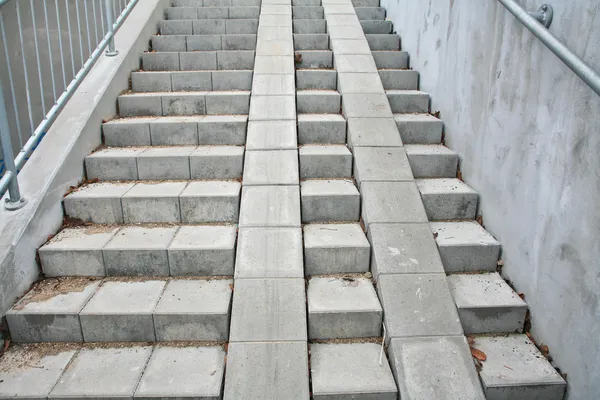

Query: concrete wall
[381,0,600,398]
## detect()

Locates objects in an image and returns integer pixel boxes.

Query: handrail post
[104,0,119,56]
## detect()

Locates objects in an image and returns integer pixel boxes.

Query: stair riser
[297,116,347,144]
[387,93,429,113]
[173,0,261,6]
[301,196,360,222]
[292,6,324,19]
[295,50,333,68]
[166,6,260,20]
[118,93,250,117]
[153,35,257,52]
[366,34,400,51]
[355,7,386,20]
[296,70,337,90]
[309,312,382,340]
[297,92,341,114]
[161,19,258,35]
[406,152,458,178]
[395,115,443,144]
[457,307,527,334]
[293,19,327,34]
[372,51,409,69]
[132,71,253,92]
[379,70,419,90]
[142,51,255,71]
[305,248,370,275]
[360,20,392,34]
[294,34,329,50]
[419,192,479,221]
[437,246,500,272]
[299,152,352,179]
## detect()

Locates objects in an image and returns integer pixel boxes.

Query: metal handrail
[498,0,600,96]
[0,0,139,210]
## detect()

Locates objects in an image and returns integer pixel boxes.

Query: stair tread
[405,143,457,155]
[416,177,478,195]
[448,272,527,308]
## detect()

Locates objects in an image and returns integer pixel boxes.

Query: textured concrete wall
[381,0,600,399]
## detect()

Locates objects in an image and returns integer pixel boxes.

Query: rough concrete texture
[246,120,298,150]
[405,144,458,178]
[416,178,479,220]
[393,113,443,144]
[239,185,301,227]
[353,146,414,185]
[122,182,187,224]
[297,114,347,144]
[346,117,403,148]
[301,179,360,222]
[243,150,300,185]
[63,182,135,224]
[299,145,353,179]
[310,343,397,399]
[179,181,241,223]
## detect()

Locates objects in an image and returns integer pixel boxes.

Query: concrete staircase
[0,0,566,399]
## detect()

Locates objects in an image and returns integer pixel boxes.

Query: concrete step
[166,6,260,20]
[366,34,400,51]
[352,0,381,6]
[301,179,360,222]
[299,145,352,179]
[298,114,347,144]
[293,19,327,34]
[152,34,257,51]
[379,69,419,90]
[372,50,409,69]
[355,7,386,20]
[386,90,429,113]
[405,144,458,178]
[304,223,370,275]
[173,0,261,5]
[85,145,244,181]
[102,115,248,146]
[360,20,392,34]
[394,113,443,144]
[292,6,324,19]
[431,221,501,272]
[295,50,333,69]
[142,50,255,71]
[64,181,241,224]
[0,344,227,399]
[311,343,398,399]
[308,277,382,339]
[448,272,527,334]
[242,150,299,185]
[416,178,479,221]
[160,19,258,35]
[297,69,337,90]
[473,335,567,399]
[294,33,330,50]
[132,70,253,92]
[297,90,341,114]
[292,0,321,5]
[118,91,250,117]
[353,146,413,187]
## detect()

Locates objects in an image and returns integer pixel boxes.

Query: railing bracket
[529,4,553,28]
[4,196,27,211]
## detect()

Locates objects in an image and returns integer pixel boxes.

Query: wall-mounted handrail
[497,0,600,97]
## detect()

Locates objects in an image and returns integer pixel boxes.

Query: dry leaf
[457,170,463,181]
[540,344,549,355]
[229,284,234,291]
[470,347,487,361]
[467,336,475,345]
[476,215,483,226]
[518,292,525,300]
[433,232,439,239]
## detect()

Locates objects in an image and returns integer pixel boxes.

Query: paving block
[366,33,400,50]
[222,33,257,50]
[372,50,409,69]
[226,19,259,34]
[180,181,241,223]
[243,150,299,185]
[293,0,321,5]
[417,178,479,220]
[161,20,194,35]
[308,277,382,339]
[122,182,187,223]
[131,71,173,91]
[246,120,298,150]
[297,90,341,114]
[180,51,218,70]
[0,345,76,399]
[102,118,152,146]
[297,114,346,144]
[295,50,333,68]
[431,221,501,272]
[328,25,365,40]
[337,72,385,94]
[323,4,355,14]
[190,145,244,179]
[196,7,229,19]
[235,227,304,278]
[387,90,430,113]
[335,54,378,73]
[39,227,118,277]
[394,113,443,144]
[352,0,381,7]
[251,74,295,96]
[153,279,232,341]
[192,19,226,35]
[229,6,260,19]
[212,70,253,90]
[293,19,327,34]
[360,19,393,34]
[142,51,180,71]
[299,145,352,178]
[311,343,398,399]
[229,278,307,341]
[294,34,329,50]
[301,179,360,222]
[152,35,187,52]
[170,71,212,90]
[388,336,486,400]
[239,185,301,227]
[361,181,428,229]
[304,223,369,275]
[166,7,199,20]
[330,38,372,54]
[448,273,527,334]
[186,34,222,50]
[405,144,458,178]
[149,116,199,145]
[6,279,100,343]
[63,182,134,224]
[161,92,207,116]
[224,342,310,399]
[249,95,296,120]
[343,93,393,118]
[261,4,292,14]
[254,55,295,74]
[50,347,153,398]
[168,225,236,276]
[378,274,463,338]
[256,39,294,56]
[296,69,337,90]
[257,25,293,41]
[353,146,413,186]
[379,69,419,90]
[118,93,163,117]
[326,14,361,27]
[137,146,194,180]
[292,6,324,19]
[80,281,165,342]
[368,223,445,279]
[198,115,248,145]
[475,335,566,400]
[346,117,403,148]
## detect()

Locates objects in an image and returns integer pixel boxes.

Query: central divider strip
[223,0,310,398]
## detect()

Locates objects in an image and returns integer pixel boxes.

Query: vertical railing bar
[75,0,84,66]
[43,1,58,103]
[30,0,48,116]
[99,0,106,37]
[104,0,118,56]
[83,0,92,58]
[16,4,35,135]
[65,0,76,78]
[0,14,23,148]
[55,0,67,89]
[92,0,100,47]
[0,80,23,206]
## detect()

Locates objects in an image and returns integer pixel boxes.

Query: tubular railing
[0,0,139,210]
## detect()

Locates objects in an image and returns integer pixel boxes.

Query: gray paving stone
[212,70,253,90]
[235,227,304,278]
[405,144,459,178]
[168,225,237,276]
[152,35,187,52]
[121,182,187,223]
[354,7,386,20]
[353,147,413,186]
[352,0,381,6]
[326,14,361,27]
[217,50,256,69]
[254,55,295,74]
[224,342,310,399]
[49,346,153,398]
[249,95,296,120]
[161,92,207,116]
[0,345,76,399]
[186,34,222,51]
[162,19,194,35]
[150,117,199,145]
[297,114,347,144]
[256,39,295,56]
[337,72,385,94]
[296,69,337,90]
[63,182,134,224]
[293,19,327,34]
[361,181,428,229]
[142,52,180,71]
[153,279,232,341]
[366,34,400,51]
[294,34,329,50]
[222,33,257,50]
[257,25,293,41]
[103,118,152,146]
[239,185,301,227]
[295,50,333,68]
[6,280,101,343]
[311,343,397,399]
[229,6,260,19]
[378,274,463,338]
[431,221,501,272]
[196,7,228,19]
[252,74,295,96]
[243,150,299,185]
[368,223,445,279]
[198,115,248,145]
[388,336,485,400]
[301,179,360,222]
[137,146,194,180]
[308,277,382,339]
[323,4,355,14]
[335,54,378,73]
[226,18,259,34]
[119,93,163,117]
[192,19,226,35]
[299,145,352,178]
[297,90,341,114]
[171,71,212,90]
[166,7,199,20]
[190,145,244,179]
[417,178,479,220]
[261,4,292,14]
[180,51,218,70]
[39,226,118,277]
[246,120,298,150]
[131,71,173,92]
[293,0,321,5]
[343,93,393,118]
[360,19,393,34]
[292,6,324,19]
[394,113,443,144]
[387,90,430,113]
[103,226,177,276]
[229,278,307,341]
[179,181,241,223]
[372,50,409,69]
[379,69,419,90]
[330,38,372,54]
[475,335,566,400]
[448,273,527,334]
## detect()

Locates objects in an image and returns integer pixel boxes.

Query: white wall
[380,0,600,398]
